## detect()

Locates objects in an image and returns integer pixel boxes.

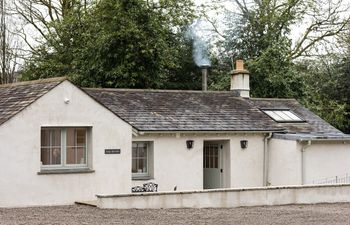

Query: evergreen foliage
[21,0,200,89]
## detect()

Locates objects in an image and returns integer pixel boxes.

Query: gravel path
[1,203,350,225]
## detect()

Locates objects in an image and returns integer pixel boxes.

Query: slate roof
[0,77,66,126]
[0,77,342,134]
[248,99,342,134]
[84,88,342,134]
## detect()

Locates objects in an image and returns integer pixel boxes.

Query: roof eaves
[79,88,140,131]
[137,129,285,134]
[84,87,237,94]
[250,98,298,101]
[0,78,67,127]
[273,133,350,141]
[0,77,67,88]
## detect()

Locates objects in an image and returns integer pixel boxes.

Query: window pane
[205,154,210,169]
[138,147,146,157]
[263,110,303,122]
[41,130,50,147]
[274,111,292,121]
[66,128,86,147]
[132,147,137,158]
[213,146,219,168]
[280,111,295,120]
[66,147,76,164]
[66,128,86,165]
[139,158,147,173]
[76,147,86,164]
[265,111,284,121]
[136,159,143,173]
[66,147,86,164]
[132,159,138,173]
[51,148,61,165]
[137,143,146,148]
[41,128,61,166]
[51,129,61,146]
[76,129,86,146]
[66,128,75,147]
[41,148,50,165]
[284,111,302,121]
[132,142,149,174]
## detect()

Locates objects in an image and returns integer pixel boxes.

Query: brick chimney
[231,60,250,98]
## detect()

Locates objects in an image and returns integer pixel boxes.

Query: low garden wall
[96,184,350,209]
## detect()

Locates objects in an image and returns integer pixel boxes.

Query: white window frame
[262,109,304,122]
[132,141,152,178]
[41,127,89,170]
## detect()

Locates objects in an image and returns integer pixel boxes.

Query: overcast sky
[8,0,350,71]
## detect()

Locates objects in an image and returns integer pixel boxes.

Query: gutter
[297,138,350,142]
[263,132,273,186]
[134,130,283,135]
[272,133,350,142]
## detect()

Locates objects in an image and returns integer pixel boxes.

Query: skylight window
[262,110,304,122]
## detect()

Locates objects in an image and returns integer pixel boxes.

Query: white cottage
[0,61,349,207]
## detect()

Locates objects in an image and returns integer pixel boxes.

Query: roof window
[262,109,304,122]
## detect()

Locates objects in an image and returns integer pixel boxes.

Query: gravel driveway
[1,203,350,225]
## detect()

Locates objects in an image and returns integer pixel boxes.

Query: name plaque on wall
[105,149,121,154]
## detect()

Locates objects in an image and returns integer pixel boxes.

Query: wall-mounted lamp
[186,140,194,149]
[64,98,70,104]
[240,140,248,149]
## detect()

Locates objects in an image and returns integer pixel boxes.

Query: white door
[203,143,222,189]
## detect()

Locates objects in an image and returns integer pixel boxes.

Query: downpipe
[263,133,273,186]
[301,140,312,185]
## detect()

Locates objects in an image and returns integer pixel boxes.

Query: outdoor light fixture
[240,140,248,149]
[186,140,194,149]
[64,98,70,104]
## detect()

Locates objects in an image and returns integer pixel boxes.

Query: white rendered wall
[132,136,204,192]
[97,184,350,209]
[303,142,350,184]
[0,81,132,207]
[230,135,264,187]
[230,74,250,98]
[269,139,302,185]
[268,139,350,186]
[132,134,265,191]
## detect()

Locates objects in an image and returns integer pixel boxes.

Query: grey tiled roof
[248,99,342,134]
[84,88,341,133]
[0,77,342,134]
[0,77,66,126]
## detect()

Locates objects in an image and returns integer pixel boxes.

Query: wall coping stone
[96,183,350,198]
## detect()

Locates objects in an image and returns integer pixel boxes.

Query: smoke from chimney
[185,19,212,91]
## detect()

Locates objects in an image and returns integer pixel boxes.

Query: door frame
[203,141,227,189]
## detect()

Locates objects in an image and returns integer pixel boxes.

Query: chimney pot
[236,60,244,70]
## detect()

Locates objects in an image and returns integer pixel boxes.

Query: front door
[203,143,222,189]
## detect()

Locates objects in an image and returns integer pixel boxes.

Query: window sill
[132,176,153,181]
[38,168,95,175]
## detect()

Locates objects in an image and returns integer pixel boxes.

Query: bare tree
[0,0,25,84]
[13,0,92,51]
[0,0,6,83]
[290,0,350,59]
[217,0,350,59]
